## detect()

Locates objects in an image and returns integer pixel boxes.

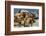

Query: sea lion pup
[14,12,25,25]
[14,13,22,26]
[24,12,35,26]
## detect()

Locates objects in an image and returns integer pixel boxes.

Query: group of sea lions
[14,12,35,27]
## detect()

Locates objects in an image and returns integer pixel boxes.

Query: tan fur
[14,12,35,25]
